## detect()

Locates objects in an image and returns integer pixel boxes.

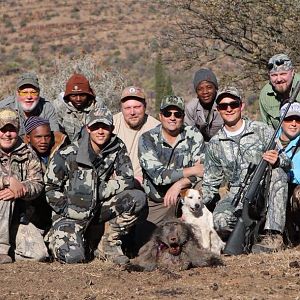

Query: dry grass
[0,249,300,299]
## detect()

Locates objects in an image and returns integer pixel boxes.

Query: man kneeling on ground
[0,108,45,264]
[44,104,146,264]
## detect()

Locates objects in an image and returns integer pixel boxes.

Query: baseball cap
[216,87,242,104]
[0,108,19,130]
[16,73,40,90]
[280,102,300,119]
[86,105,113,127]
[121,86,145,102]
[267,54,293,73]
[160,95,185,111]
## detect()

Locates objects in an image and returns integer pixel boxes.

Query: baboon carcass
[131,219,223,271]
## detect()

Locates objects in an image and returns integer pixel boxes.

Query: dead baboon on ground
[130,219,223,271]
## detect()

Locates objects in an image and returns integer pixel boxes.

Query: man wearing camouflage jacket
[45,104,146,264]
[203,87,289,253]
[53,73,99,142]
[0,108,45,264]
[138,95,204,239]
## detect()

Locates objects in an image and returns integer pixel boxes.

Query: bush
[39,54,126,114]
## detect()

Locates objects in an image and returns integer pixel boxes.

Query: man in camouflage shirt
[0,108,46,264]
[45,104,146,264]
[203,87,289,253]
[53,73,99,142]
[138,95,204,242]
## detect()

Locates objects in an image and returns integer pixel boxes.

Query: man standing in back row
[259,53,300,129]
[185,68,223,142]
[53,73,98,142]
[0,73,59,138]
[113,86,159,187]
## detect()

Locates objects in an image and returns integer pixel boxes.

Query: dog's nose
[170,237,177,242]
[195,203,200,209]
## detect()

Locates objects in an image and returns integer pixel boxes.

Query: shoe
[252,234,284,254]
[217,227,233,242]
[96,235,130,266]
[0,254,12,264]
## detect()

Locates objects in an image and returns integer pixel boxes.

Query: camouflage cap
[160,95,185,111]
[121,86,146,102]
[16,72,40,90]
[268,53,293,73]
[280,102,300,119]
[86,105,113,127]
[0,108,19,130]
[216,86,242,104]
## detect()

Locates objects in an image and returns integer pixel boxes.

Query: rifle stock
[223,81,300,255]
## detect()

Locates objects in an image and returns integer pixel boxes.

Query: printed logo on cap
[72,85,82,92]
[129,87,136,94]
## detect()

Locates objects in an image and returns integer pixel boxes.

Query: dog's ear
[180,189,189,198]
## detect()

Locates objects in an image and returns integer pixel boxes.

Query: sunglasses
[18,90,39,97]
[161,110,184,118]
[267,59,289,71]
[283,116,300,124]
[217,101,241,111]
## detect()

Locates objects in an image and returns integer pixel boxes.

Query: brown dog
[131,219,223,271]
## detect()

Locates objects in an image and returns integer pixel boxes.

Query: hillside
[0,1,170,98]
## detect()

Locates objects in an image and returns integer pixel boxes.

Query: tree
[155,53,174,112]
[165,75,173,96]
[161,0,300,88]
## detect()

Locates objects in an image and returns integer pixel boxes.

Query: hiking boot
[96,235,130,266]
[0,254,12,264]
[252,234,284,254]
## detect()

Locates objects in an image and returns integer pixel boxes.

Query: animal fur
[181,189,225,255]
[131,219,223,272]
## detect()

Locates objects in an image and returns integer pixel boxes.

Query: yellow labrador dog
[181,189,225,255]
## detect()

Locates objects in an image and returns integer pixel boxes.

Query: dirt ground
[1,249,300,300]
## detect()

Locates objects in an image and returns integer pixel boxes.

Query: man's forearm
[183,164,204,178]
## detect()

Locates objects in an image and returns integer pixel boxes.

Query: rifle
[231,163,256,208]
[223,81,300,255]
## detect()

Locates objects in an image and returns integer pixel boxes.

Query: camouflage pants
[0,200,48,261]
[0,200,13,255]
[14,223,49,261]
[46,189,146,263]
[213,168,288,233]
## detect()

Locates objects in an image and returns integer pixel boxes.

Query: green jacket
[259,73,300,129]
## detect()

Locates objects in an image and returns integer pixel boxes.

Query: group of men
[0,52,299,265]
